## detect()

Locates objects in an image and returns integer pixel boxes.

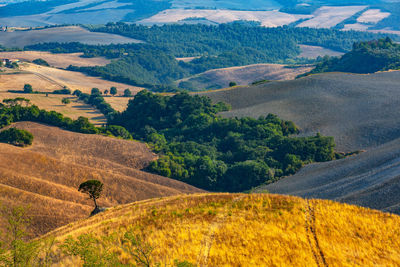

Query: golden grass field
[0,122,202,237]
[40,193,400,266]
[0,63,142,96]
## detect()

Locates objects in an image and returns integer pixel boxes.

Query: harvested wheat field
[21,63,143,94]
[0,93,106,125]
[0,51,110,68]
[179,63,313,90]
[0,122,203,237]
[43,193,400,266]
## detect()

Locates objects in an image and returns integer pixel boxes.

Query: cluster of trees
[26,23,392,92]
[0,98,130,140]
[110,91,336,192]
[0,127,33,147]
[307,37,400,75]
[74,88,116,120]
[32,58,49,67]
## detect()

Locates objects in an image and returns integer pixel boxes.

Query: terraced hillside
[43,193,400,266]
[0,122,202,237]
[203,71,400,151]
[258,136,400,214]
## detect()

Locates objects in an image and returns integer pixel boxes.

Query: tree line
[25,23,394,92]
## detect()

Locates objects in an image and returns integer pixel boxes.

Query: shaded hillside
[259,137,400,214]
[0,122,202,237]
[203,71,400,151]
[43,193,400,266]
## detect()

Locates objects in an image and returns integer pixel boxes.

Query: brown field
[40,193,400,266]
[0,51,110,68]
[0,93,106,125]
[0,63,143,97]
[178,64,313,90]
[0,122,203,237]
[0,26,142,48]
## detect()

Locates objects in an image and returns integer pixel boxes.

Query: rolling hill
[203,70,400,152]
[177,63,313,91]
[0,121,202,237]
[258,136,400,214]
[41,193,400,266]
[201,69,400,214]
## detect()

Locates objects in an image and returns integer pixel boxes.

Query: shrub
[0,127,33,147]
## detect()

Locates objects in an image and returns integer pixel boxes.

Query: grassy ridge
[44,193,400,266]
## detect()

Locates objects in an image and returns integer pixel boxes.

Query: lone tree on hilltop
[78,180,103,213]
[110,87,117,96]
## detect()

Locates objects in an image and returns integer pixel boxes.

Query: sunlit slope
[0,122,202,236]
[47,193,400,266]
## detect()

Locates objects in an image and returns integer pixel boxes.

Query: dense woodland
[111,91,336,192]
[307,38,400,74]
[26,23,391,91]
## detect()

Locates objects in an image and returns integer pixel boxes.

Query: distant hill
[177,63,313,91]
[0,0,399,35]
[0,122,202,237]
[43,193,400,266]
[308,37,400,74]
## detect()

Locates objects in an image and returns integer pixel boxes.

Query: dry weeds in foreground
[44,193,400,266]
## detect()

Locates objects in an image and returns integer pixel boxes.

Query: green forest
[110,91,336,192]
[307,37,400,74]
[26,23,392,91]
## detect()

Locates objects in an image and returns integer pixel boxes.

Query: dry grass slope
[44,193,400,266]
[0,122,202,237]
